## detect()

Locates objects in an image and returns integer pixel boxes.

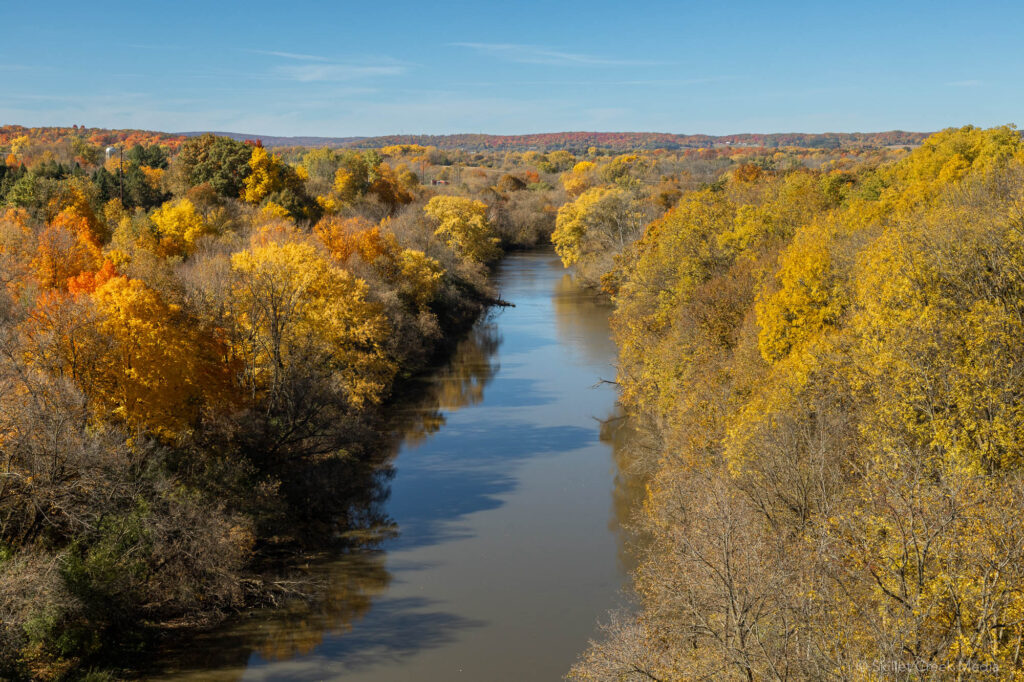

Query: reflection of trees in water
[148,551,392,681]
[251,551,392,661]
[550,263,645,575]
[150,318,502,680]
[392,319,501,447]
[551,271,616,369]
[599,406,657,577]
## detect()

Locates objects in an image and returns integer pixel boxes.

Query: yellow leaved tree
[243,146,285,204]
[150,198,211,258]
[90,276,234,437]
[560,160,597,197]
[398,249,445,310]
[552,186,650,283]
[25,274,235,439]
[424,195,500,264]
[755,220,846,363]
[230,241,395,408]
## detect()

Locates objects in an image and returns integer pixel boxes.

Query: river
[151,249,638,681]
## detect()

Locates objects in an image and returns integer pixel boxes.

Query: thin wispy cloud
[247,49,330,62]
[616,76,735,86]
[127,44,331,62]
[451,42,666,67]
[452,76,735,88]
[5,92,151,102]
[126,43,188,51]
[946,79,983,87]
[274,62,407,82]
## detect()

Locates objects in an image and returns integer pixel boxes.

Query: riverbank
[143,249,642,681]
[0,199,517,680]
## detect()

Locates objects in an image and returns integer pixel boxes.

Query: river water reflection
[153,249,640,681]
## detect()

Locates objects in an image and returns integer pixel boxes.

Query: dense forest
[0,122,1018,680]
[0,127,573,678]
[562,125,1024,680]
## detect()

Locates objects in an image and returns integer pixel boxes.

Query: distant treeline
[346,130,933,152]
[1,125,934,153]
[0,125,186,151]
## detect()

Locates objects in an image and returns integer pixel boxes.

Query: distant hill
[176,131,366,148]
[343,131,931,152]
[179,130,931,152]
[1,125,931,154]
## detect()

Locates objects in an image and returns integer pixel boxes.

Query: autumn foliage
[568,126,1024,680]
[0,122,971,679]
[0,129,510,678]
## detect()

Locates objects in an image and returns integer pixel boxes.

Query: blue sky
[2,0,1021,136]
